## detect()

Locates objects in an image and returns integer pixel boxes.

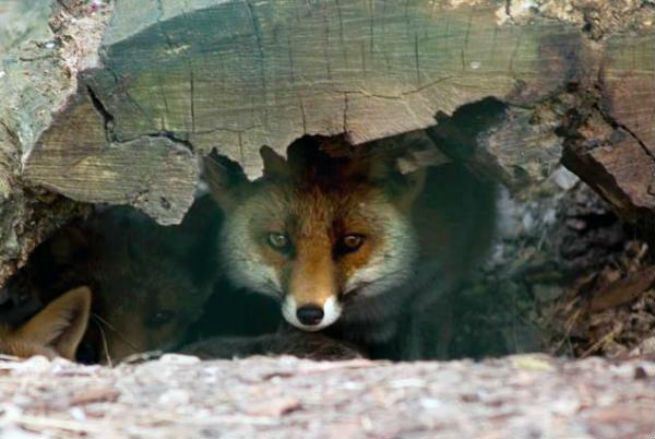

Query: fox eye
[146,310,175,328]
[267,232,290,251]
[341,234,365,252]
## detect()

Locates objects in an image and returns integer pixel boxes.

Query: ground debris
[0,354,652,438]
[590,265,655,312]
[550,238,655,358]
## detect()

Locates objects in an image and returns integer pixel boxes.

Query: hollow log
[18,1,655,218]
[1,2,655,434]
[26,0,586,184]
[3,0,655,285]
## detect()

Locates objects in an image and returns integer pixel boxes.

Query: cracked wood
[18,0,655,225]
[28,0,583,179]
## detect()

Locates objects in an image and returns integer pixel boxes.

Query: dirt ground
[0,354,653,439]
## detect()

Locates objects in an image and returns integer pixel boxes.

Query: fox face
[91,261,211,362]
[0,287,91,360]
[72,198,219,363]
[206,136,424,332]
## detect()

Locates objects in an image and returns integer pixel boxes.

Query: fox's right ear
[392,166,427,211]
[203,150,250,211]
[16,286,92,360]
[260,145,289,179]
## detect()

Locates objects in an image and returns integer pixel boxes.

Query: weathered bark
[0,1,108,286]
[0,354,653,438]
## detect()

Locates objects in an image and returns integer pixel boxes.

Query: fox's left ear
[203,149,250,211]
[260,145,289,180]
[395,167,427,210]
[15,286,92,360]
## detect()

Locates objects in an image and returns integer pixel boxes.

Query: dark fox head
[9,196,221,363]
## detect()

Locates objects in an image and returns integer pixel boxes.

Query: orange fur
[0,287,91,360]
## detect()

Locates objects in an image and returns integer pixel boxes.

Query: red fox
[0,287,91,360]
[205,135,496,359]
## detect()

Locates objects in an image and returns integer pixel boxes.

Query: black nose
[296,305,324,326]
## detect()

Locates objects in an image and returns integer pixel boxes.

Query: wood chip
[590,266,655,312]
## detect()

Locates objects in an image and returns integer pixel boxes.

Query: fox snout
[282,295,342,331]
[280,248,344,331]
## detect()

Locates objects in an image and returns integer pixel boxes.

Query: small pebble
[420,398,444,410]
[158,354,200,365]
[0,428,42,439]
[634,366,648,380]
[158,389,190,406]
[69,407,86,421]
[390,378,426,388]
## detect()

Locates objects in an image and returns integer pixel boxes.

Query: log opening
[3,124,654,363]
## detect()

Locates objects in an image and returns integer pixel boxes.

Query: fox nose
[296,305,324,326]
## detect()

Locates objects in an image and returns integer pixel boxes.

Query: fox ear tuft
[203,149,250,211]
[260,145,289,180]
[395,167,427,210]
[16,286,92,360]
[49,227,89,265]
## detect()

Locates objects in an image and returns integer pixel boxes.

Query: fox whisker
[92,313,140,356]
[92,316,113,367]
